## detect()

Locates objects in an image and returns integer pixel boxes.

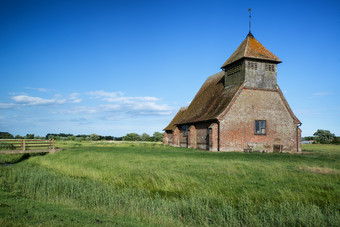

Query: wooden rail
[0,139,56,154]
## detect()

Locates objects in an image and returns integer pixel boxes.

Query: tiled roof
[221,33,281,68]
[163,106,188,131]
[172,71,242,126]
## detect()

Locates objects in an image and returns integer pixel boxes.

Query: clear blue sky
[0,0,339,137]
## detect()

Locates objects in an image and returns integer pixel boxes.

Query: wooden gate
[0,139,55,154]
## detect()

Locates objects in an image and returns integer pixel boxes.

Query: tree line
[303,129,338,144]
[0,132,164,142]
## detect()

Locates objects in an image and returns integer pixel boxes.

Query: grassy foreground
[0,142,339,226]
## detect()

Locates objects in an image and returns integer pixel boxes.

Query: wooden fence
[0,139,55,154]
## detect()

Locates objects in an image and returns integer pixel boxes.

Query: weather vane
[248,8,252,34]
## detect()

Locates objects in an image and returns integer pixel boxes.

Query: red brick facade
[218,88,300,152]
[188,125,197,149]
[163,87,301,153]
[163,33,301,152]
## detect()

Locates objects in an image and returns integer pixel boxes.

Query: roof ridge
[243,34,250,57]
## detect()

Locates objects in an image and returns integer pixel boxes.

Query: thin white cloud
[103,96,158,102]
[25,87,48,92]
[0,103,16,109]
[55,106,98,115]
[68,93,82,103]
[87,90,158,102]
[87,90,123,99]
[100,104,121,111]
[11,95,66,106]
[313,91,334,97]
[11,94,82,106]
[104,115,124,121]
[86,90,172,116]
[100,101,173,115]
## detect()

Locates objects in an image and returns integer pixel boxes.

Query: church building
[163,32,302,153]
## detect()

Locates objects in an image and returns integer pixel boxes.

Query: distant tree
[0,132,14,139]
[115,136,124,141]
[76,134,88,139]
[104,136,114,140]
[332,137,340,144]
[313,129,335,144]
[90,133,100,141]
[123,133,141,141]
[75,137,85,142]
[15,135,22,139]
[25,134,35,139]
[68,136,76,141]
[152,132,163,142]
[46,134,54,139]
[141,133,151,141]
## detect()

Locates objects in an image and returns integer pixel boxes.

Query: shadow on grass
[0,153,47,165]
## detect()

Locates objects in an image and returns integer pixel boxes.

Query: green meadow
[0,142,339,226]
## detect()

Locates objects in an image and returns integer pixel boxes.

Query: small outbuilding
[163,32,301,153]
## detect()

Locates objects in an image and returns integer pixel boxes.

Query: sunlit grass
[1,142,339,226]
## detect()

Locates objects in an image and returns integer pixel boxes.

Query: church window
[255,120,266,135]
[180,125,188,136]
[247,61,257,70]
[265,64,275,72]
[227,63,241,75]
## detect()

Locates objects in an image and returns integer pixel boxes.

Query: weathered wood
[24,144,51,147]
[0,139,58,154]
[0,149,61,154]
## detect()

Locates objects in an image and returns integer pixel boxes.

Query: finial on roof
[247,9,254,37]
[248,8,252,34]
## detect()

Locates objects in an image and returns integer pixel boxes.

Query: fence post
[52,139,55,153]
[23,139,26,152]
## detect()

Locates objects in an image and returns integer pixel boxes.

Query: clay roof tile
[221,33,281,68]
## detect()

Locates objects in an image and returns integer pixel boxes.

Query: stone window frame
[255,120,266,135]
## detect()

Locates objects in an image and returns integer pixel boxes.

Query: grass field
[0,142,339,226]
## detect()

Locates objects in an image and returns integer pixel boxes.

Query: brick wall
[163,132,168,145]
[188,125,197,148]
[209,123,218,151]
[297,127,302,152]
[163,131,173,145]
[219,88,298,152]
[173,127,180,147]
[180,131,188,148]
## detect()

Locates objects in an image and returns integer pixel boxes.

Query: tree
[152,132,163,142]
[123,133,141,141]
[0,132,14,139]
[313,129,335,144]
[68,136,76,141]
[141,133,151,141]
[332,137,340,144]
[90,133,100,141]
[25,134,35,139]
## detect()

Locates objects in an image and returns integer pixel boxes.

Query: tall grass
[1,143,339,226]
